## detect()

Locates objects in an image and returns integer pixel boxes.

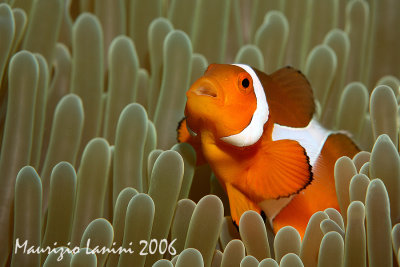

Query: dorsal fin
[253,66,315,128]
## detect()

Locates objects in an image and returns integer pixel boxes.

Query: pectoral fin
[177,118,206,165]
[244,139,313,201]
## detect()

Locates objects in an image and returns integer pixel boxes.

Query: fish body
[177,64,359,237]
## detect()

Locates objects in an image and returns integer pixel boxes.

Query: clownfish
[177,63,359,237]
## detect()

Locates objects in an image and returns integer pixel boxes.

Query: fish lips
[184,78,223,134]
[188,77,222,99]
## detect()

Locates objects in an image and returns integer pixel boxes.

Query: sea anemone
[0,0,399,266]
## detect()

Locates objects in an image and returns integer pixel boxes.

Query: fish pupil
[242,78,250,88]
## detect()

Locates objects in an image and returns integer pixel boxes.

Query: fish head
[185,64,268,146]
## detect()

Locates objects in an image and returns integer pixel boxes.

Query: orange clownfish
[177,63,359,237]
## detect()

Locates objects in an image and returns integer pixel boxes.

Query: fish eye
[242,78,250,88]
[238,72,253,94]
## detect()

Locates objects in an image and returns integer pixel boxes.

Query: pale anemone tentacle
[220,64,269,147]
[186,123,198,137]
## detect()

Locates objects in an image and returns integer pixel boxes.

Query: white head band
[220,64,269,147]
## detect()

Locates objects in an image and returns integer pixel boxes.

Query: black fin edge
[176,117,186,143]
[274,145,314,200]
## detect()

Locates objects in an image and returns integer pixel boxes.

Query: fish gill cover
[0,0,399,266]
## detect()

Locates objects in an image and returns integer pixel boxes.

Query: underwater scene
[0,0,399,266]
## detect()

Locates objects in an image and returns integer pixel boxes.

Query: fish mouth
[194,85,218,97]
